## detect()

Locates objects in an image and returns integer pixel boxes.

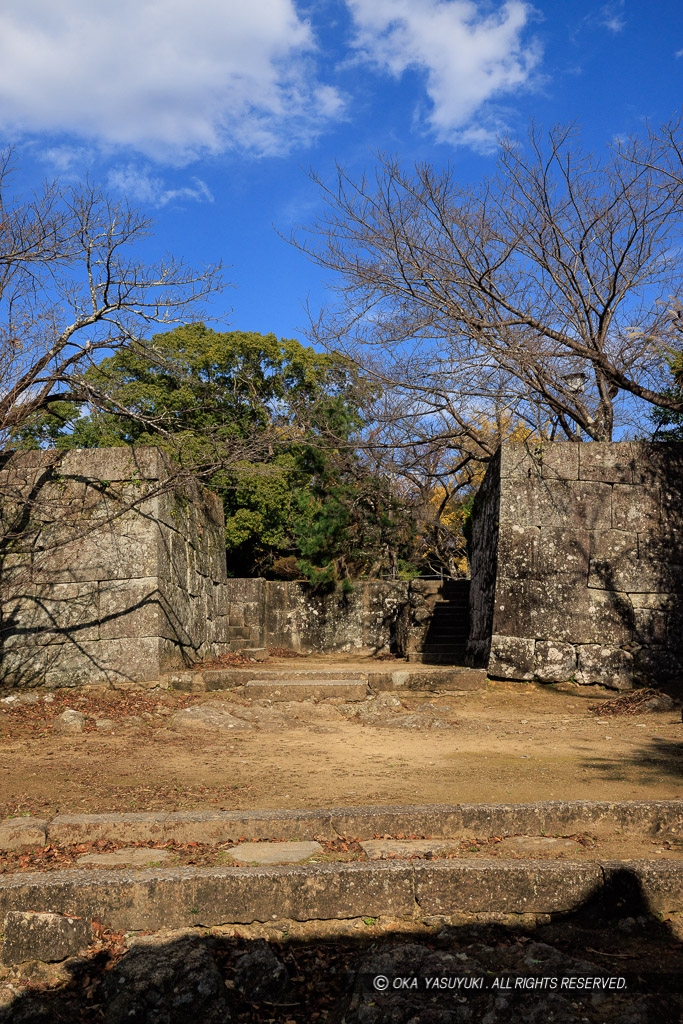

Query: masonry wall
[0,448,231,687]
[223,578,408,655]
[467,441,683,690]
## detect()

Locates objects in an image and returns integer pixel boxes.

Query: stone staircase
[411,579,470,664]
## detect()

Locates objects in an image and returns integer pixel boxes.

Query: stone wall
[224,578,408,655]
[467,441,683,689]
[0,448,231,687]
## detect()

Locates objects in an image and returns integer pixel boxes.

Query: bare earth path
[0,673,680,819]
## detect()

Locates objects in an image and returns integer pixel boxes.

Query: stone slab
[243,680,368,701]
[0,862,416,931]
[413,860,603,914]
[2,910,93,965]
[49,812,168,846]
[0,858,679,936]
[226,841,322,865]
[0,817,48,851]
[497,836,580,854]
[162,809,334,844]
[360,839,458,859]
[77,848,171,868]
[42,801,683,847]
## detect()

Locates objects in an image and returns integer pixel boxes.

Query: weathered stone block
[61,446,168,482]
[533,641,577,682]
[535,527,590,578]
[612,484,661,532]
[2,910,93,964]
[493,578,633,644]
[0,817,48,851]
[499,443,579,481]
[537,443,580,480]
[638,528,683,566]
[413,861,601,915]
[496,525,536,577]
[99,578,172,641]
[499,478,612,530]
[488,635,535,679]
[577,645,635,689]
[634,646,683,683]
[633,607,668,644]
[579,442,635,483]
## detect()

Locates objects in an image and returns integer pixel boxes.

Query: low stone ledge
[49,812,169,845]
[38,800,682,846]
[414,860,602,915]
[0,859,679,939]
[243,680,368,701]
[161,809,336,843]
[0,862,416,933]
[601,859,683,912]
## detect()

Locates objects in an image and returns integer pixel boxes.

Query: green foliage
[13,324,419,582]
[651,351,683,441]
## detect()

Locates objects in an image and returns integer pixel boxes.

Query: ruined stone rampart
[0,448,231,687]
[468,441,683,689]
[223,577,407,655]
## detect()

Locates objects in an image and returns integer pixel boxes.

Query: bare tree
[292,117,683,447]
[0,150,223,448]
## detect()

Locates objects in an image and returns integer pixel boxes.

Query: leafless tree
[291,117,683,448]
[0,150,224,448]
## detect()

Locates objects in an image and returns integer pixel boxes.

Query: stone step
[243,679,368,702]
[420,644,467,654]
[407,652,468,666]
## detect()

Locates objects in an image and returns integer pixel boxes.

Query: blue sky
[1,0,682,344]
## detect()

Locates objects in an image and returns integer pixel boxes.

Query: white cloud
[107,165,214,207]
[346,0,540,144]
[0,0,344,162]
[599,2,626,34]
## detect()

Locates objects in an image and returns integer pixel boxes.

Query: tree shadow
[583,736,683,783]
[0,865,681,1022]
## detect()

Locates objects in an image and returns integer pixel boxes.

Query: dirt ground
[0,668,681,822]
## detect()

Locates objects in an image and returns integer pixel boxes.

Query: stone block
[638,528,683,566]
[488,635,535,679]
[499,442,579,481]
[499,478,612,530]
[244,680,368,701]
[2,910,93,964]
[61,446,168,482]
[0,817,48,850]
[413,861,602,915]
[31,510,162,584]
[42,637,181,687]
[633,646,683,684]
[633,607,668,645]
[190,862,416,925]
[633,442,683,489]
[537,443,580,480]
[533,640,577,682]
[579,442,635,483]
[601,860,683,914]
[535,527,590,578]
[493,578,633,645]
[99,578,178,642]
[499,444,542,480]
[612,484,661,532]
[577,645,635,689]
[496,525,536,577]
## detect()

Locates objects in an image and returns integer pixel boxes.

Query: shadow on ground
[0,867,681,1023]
[583,737,683,783]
